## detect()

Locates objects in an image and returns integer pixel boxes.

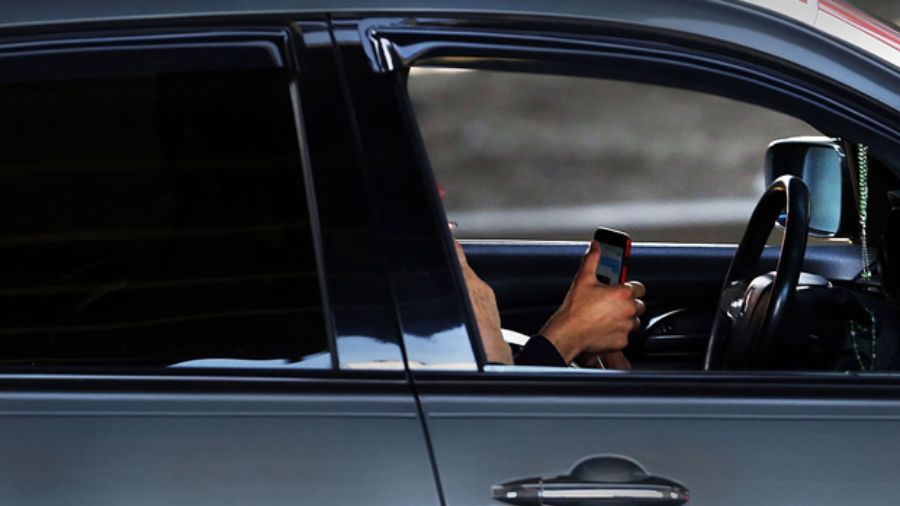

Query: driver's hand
[455,241,514,365]
[539,241,646,364]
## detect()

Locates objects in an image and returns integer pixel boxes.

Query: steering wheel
[704,175,810,370]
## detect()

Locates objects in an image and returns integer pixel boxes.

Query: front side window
[406,65,895,375]
[409,69,820,243]
[0,68,328,369]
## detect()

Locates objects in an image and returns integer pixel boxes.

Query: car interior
[407,64,900,373]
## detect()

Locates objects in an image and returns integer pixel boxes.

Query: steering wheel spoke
[719,280,749,323]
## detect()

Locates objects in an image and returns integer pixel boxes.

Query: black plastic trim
[291,21,339,369]
[391,63,488,370]
[332,19,478,370]
[0,29,291,85]
[296,19,409,368]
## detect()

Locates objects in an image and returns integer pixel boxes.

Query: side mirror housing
[765,137,846,237]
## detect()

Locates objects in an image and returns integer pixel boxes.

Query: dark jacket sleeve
[513,334,567,367]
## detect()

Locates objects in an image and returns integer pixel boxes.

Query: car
[0,0,897,505]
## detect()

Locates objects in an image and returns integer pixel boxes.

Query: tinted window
[0,68,328,369]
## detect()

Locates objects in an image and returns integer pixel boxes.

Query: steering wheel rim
[704,175,810,370]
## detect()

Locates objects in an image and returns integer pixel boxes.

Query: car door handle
[493,482,687,505]
[492,454,689,505]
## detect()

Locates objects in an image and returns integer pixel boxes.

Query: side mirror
[765,137,845,237]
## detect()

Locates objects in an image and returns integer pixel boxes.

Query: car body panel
[418,373,900,506]
[0,375,439,506]
[748,0,900,68]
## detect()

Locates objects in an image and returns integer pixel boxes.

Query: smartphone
[593,227,631,285]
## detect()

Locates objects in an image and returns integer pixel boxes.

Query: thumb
[576,240,602,283]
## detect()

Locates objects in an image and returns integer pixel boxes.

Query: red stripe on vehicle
[820,0,900,50]
[821,0,900,47]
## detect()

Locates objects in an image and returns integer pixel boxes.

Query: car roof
[0,0,897,98]
[1,0,896,62]
[746,0,898,69]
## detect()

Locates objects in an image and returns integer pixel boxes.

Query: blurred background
[408,0,899,243]
[858,0,900,19]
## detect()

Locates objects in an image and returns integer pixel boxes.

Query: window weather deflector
[357,19,817,75]
[359,18,408,73]
[361,20,837,83]
[0,29,290,85]
[359,19,682,73]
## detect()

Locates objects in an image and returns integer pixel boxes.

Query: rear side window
[0,68,329,370]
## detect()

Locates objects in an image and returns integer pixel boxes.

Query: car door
[332,9,900,506]
[0,22,439,506]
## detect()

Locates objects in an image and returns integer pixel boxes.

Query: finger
[625,280,646,299]
[575,240,602,283]
[634,298,646,317]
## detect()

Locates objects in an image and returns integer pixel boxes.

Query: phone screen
[593,227,630,285]
[596,242,625,285]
